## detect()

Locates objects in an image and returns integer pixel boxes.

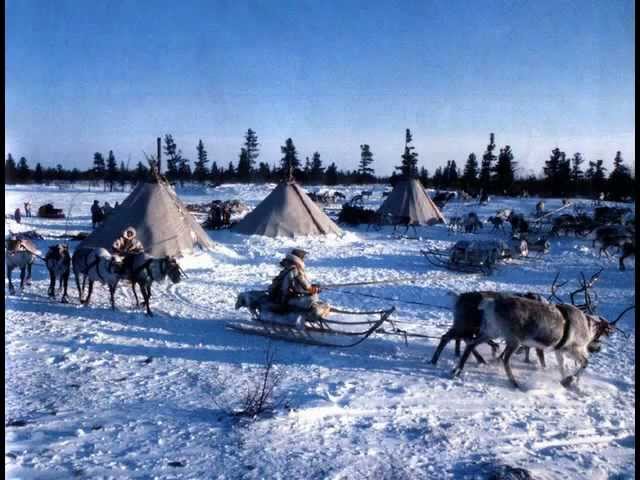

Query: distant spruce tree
[325,162,338,185]
[479,133,496,189]
[396,129,419,178]
[310,152,324,183]
[462,153,479,192]
[543,148,570,197]
[302,156,312,182]
[93,152,106,189]
[570,153,584,183]
[243,128,260,177]
[135,161,148,184]
[70,168,81,184]
[419,167,430,187]
[34,163,44,184]
[193,139,209,184]
[433,166,443,188]
[358,144,375,182]
[608,151,633,200]
[280,138,301,178]
[257,162,271,182]
[55,164,65,181]
[227,161,236,180]
[569,153,585,194]
[586,159,607,198]
[178,157,191,186]
[446,160,459,187]
[494,145,517,193]
[237,148,251,182]
[5,153,18,183]
[106,150,118,191]
[163,134,181,182]
[118,161,127,190]
[209,161,220,183]
[16,156,31,183]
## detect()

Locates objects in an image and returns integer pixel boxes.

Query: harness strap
[554,316,571,350]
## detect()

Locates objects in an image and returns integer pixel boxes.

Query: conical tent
[377,178,446,225]
[233,180,342,238]
[78,180,215,257]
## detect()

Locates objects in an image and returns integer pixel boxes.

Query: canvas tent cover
[377,178,446,225]
[78,181,214,257]
[234,180,342,238]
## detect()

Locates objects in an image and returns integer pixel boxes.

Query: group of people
[207,202,232,229]
[91,200,119,229]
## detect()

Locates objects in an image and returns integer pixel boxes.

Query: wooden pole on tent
[157,137,162,173]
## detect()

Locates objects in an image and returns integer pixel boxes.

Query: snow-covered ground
[5,183,636,479]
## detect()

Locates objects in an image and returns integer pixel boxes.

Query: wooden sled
[230,293,395,347]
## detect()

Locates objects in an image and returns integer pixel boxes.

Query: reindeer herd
[447,204,634,271]
[6,238,186,315]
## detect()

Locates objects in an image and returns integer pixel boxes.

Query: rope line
[327,288,452,310]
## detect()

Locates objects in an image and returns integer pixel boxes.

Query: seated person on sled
[247,248,331,327]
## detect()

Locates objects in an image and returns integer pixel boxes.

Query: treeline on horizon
[4,128,636,201]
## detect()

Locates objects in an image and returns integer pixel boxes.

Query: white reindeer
[72,247,125,309]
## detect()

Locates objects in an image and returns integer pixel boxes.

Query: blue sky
[5,0,635,176]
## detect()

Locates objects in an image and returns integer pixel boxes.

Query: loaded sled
[38,203,65,219]
[421,239,524,275]
[230,290,395,347]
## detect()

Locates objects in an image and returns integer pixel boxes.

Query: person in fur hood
[269,248,323,314]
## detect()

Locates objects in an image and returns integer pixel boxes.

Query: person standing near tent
[24,201,32,217]
[270,248,324,316]
[222,204,231,226]
[91,200,103,229]
[14,207,22,224]
[112,227,145,257]
[103,201,114,217]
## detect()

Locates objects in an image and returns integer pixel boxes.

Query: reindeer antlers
[548,272,569,303]
[569,267,603,313]
[611,305,635,326]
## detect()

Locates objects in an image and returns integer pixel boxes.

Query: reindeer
[593,225,634,258]
[5,238,36,294]
[507,212,529,236]
[452,296,633,389]
[594,206,630,225]
[72,247,125,309]
[452,269,625,390]
[392,216,419,236]
[463,212,483,233]
[44,244,71,303]
[124,253,185,315]
[334,191,346,201]
[619,239,635,271]
[447,216,464,234]
[487,216,505,233]
[430,291,547,367]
